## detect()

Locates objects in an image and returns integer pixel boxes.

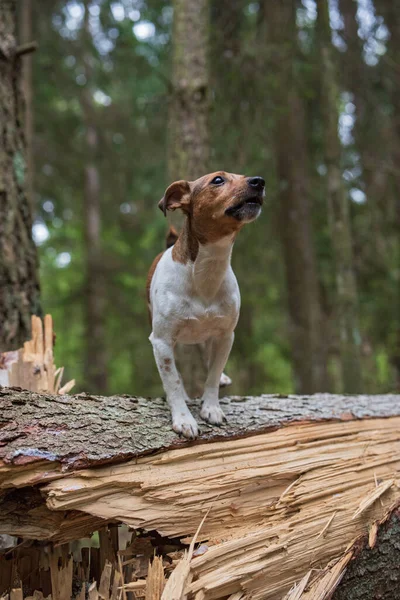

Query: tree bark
[1,388,400,598]
[317,0,363,393]
[80,1,108,394]
[260,0,329,394]
[2,388,399,470]
[19,0,34,211]
[167,0,211,397]
[211,0,243,61]
[168,0,210,182]
[331,508,400,600]
[0,0,41,353]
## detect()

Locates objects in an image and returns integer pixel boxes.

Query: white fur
[149,236,240,438]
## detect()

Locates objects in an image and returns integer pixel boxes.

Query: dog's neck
[193,235,234,300]
[172,218,235,300]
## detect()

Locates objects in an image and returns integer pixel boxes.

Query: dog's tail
[166,225,179,249]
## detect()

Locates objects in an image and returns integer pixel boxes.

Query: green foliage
[32,0,399,395]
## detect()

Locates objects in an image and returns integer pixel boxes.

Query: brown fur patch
[172,219,199,264]
[166,226,179,248]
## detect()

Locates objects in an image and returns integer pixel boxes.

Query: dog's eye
[210,176,225,185]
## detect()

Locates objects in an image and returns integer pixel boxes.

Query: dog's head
[158,171,265,243]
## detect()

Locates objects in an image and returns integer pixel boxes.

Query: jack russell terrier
[147,171,265,438]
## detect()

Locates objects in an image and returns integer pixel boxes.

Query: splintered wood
[0,537,165,600]
[31,418,400,599]
[0,315,74,394]
[1,390,400,599]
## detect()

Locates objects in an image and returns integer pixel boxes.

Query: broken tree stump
[1,388,400,599]
[0,315,74,394]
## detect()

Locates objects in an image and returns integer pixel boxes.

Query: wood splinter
[1,390,400,599]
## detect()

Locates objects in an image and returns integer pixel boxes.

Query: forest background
[17,0,400,398]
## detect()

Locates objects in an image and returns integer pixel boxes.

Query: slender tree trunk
[317,0,363,393]
[373,0,400,390]
[212,0,243,56]
[0,0,40,352]
[375,2,400,141]
[339,0,398,393]
[80,2,108,394]
[168,0,209,181]
[338,0,365,118]
[339,0,389,258]
[19,0,34,210]
[211,0,261,394]
[260,0,329,393]
[168,0,210,397]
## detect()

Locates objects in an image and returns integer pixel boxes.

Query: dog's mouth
[225,195,263,219]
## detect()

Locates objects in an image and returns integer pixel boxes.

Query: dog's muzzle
[225,176,265,221]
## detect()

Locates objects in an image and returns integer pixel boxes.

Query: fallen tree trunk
[1,388,400,599]
[282,506,400,600]
[331,507,400,600]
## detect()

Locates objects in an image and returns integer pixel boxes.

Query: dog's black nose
[248,176,265,190]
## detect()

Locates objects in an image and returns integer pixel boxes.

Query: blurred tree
[259,0,328,393]
[339,0,388,250]
[167,0,210,397]
[32,0,171,395]
[317,0,363,393]
[0,0,40,352]
[338,0,396,392]
[209,1,291,395]
[79,0,108,393]
[168,0,209,180]
[374,0,400,389]
[212,0,243,60]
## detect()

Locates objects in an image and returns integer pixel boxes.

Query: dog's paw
[172,412,199,439]
[200,404,226,426]
[219,372,232,388]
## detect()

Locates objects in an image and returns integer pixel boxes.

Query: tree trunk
[0,0,40,353]
[373,0,400,390]
[168,0,209,182]
[1,388,400,599]
[338,0,392,275]
[167,0,210,397]
[80,2,108,394]
[338,0,366,121]
[317,0,363,393]
[337,0,374,205]
[331,509,400,600]
[19,0,34,210]
[211,0,243,61]
[260,0,328,394]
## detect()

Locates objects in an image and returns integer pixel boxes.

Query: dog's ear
[158,180,191,216]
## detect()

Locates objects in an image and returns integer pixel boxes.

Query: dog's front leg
[200,332,234,425]
[199,342,232,388]
[150,334,199,439]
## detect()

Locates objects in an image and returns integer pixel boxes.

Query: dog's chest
[176,293,238,344]
[150,245,240,344]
